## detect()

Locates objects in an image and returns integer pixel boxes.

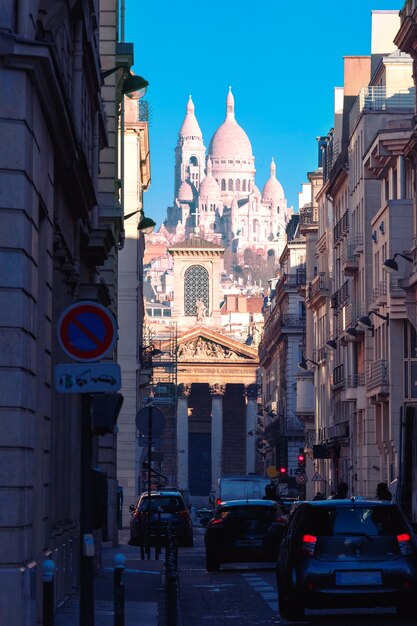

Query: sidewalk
[55,529,165,626]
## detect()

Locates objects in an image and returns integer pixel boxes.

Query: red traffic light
[279,467,287,474]
[298,454,306,463]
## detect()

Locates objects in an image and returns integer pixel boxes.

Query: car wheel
[205,551,220,572]
[278,585,304,621]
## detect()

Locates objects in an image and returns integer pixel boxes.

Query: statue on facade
[195,298,206,322]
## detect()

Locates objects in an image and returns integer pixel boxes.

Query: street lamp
[138,212,156,234]
[298,355,318,371]
[357,311,389,331]
[382,252,413,273]
[326,338,337,350]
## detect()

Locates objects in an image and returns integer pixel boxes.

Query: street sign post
[54,363,121,393]
[57,301,117,362]
[295,473,308,485]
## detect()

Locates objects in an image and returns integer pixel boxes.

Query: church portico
[171,327,259,496]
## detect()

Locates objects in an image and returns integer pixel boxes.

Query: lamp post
[147,402,153,560]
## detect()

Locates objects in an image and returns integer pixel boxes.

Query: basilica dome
[199,159,221,198]
[208,88,252,159]
[262,158,284,204]
[178,180,194,202]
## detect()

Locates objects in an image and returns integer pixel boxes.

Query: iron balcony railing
[368,280,387,305]
[349,86,415,136]
[299,203,318,226]
[324,421,350,441]
[308,272,329,300]
[333,210,349,244]
[346,373,365,388]
[333,364,345,389]
[367,359,389,391]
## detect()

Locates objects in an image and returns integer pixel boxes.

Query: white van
[214,475,271,505]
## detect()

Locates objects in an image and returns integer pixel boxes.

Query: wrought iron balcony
[332,363,345,390]
[367,359,389,393]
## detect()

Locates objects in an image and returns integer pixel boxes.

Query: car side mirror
[129,504,135,512]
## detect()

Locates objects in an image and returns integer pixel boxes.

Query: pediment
[172,326,258,362]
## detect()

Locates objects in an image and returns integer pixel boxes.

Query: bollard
[42,558,55,626]
[155,507,161,560]
[114,553,125,626]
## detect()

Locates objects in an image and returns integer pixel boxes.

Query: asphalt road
[177,526,417,625]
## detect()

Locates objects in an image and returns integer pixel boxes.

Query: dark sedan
[204,499,287,571]
[129,490,193,547]
[276,497,417,620]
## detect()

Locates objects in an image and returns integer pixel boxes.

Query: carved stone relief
[177,337,245,360]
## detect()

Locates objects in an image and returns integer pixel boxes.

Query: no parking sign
[57,301,117,362]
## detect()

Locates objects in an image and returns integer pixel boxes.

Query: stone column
[177,384,191,490]
[210,384,225,493]
[246,384,258,474]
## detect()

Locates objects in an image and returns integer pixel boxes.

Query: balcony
[342,234,363,276]
[368,280,387,307]
[333,210,349,245]
[323,420,350,442]
[367,359,389,402]
[349,86,415,136]
[307,272,329,308]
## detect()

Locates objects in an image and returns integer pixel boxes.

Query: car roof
[218,499,278,507]
[140,490,183,497]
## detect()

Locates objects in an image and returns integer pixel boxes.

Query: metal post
[80,394,95,626]
[147,404,153,559]
[114,553,125,626]
[42,558,55,626]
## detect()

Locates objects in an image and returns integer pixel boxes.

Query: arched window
[184,265,209,316]
[221,179,226,191]
[248,180,251,192]
[242,180,247,192]
[189,156,198,166]
[228,179,233,191]
[252,219,259,240]
[263,221,269,238]
[236,179,241,191]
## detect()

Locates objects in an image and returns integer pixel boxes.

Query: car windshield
[139,496,183,512]
[304,505,408,537]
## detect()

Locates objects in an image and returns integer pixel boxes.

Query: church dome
[179,96,202,139]
[178,180,194,202]
[262,158,284,204]
[199,159,221,198]
[208,88,252,158]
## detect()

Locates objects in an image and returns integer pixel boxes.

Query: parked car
[276,497,417,620]
[204,499,288,572]
[129,489,193,547]
[215,475,271,506]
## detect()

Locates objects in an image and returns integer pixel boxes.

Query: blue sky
[124,1,402,227]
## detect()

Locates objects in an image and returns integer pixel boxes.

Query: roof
[168,236,224,251]
[262,158,285,203]
[178,95,203,139]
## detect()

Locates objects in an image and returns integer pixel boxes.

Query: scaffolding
[140,322,178,487]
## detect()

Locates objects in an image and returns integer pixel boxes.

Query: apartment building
[300,10,416,503]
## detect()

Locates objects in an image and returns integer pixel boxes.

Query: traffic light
[279,466,287,477]
[297,450,306,470]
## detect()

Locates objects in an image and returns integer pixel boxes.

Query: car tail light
[397,533,413,555]
[216,498,221,505]
[301,534,317,556]
[210,518,224,526]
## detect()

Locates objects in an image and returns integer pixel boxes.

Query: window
[236,179,241,191]
[243,180,247,192]
[228,179,233,191]
[221,179,226,191]
[163,309,171,317]
[184,265,209,316]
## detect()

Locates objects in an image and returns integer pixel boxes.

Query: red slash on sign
[57,301,117,362]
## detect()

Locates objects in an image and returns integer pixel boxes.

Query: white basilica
[162,88,293,265]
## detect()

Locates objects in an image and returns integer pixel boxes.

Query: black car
[276,497,417,620]
[204,499,287,572]
[129,490,193,547]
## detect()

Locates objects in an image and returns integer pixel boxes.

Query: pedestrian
[331,482,348,499]
[376,482,392,501]
[313,491,324,501]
